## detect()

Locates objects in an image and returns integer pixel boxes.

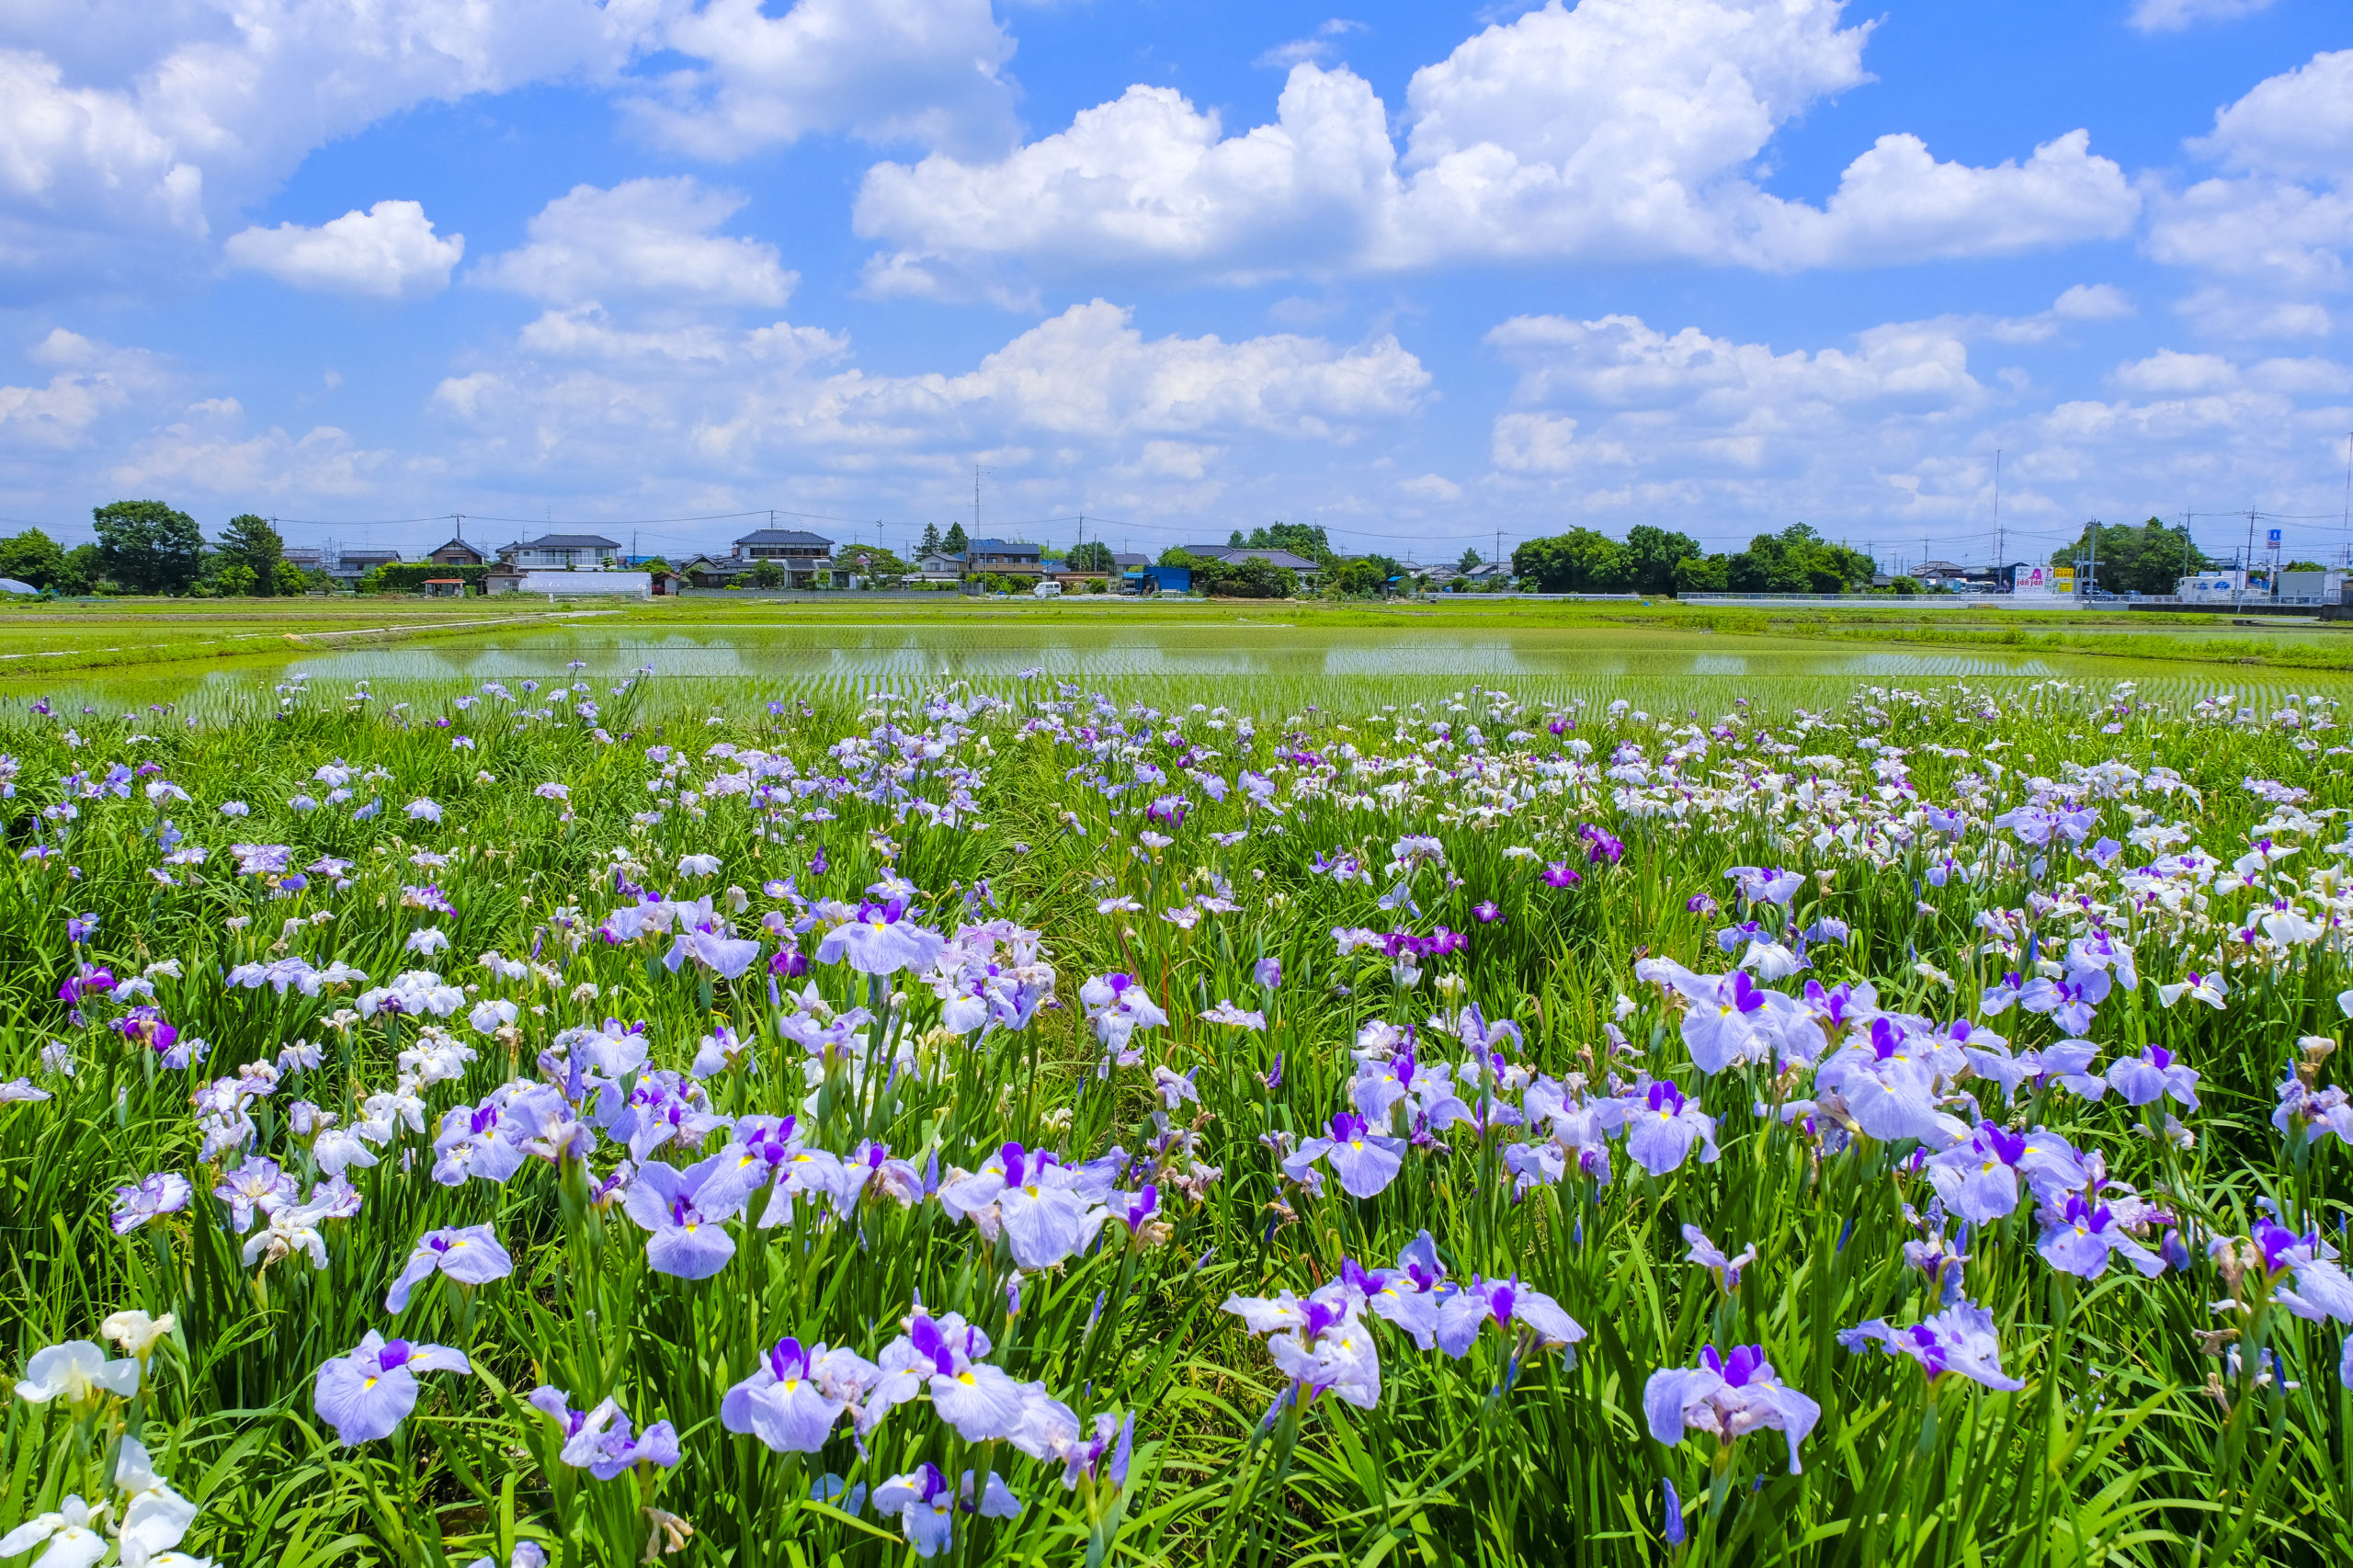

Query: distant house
[427,538,486,567]
[673,554,736,589]
[498,533,622,570]
[731,528,835,587]
[483,562,524,595]
[282,547,324,573]
[963,540,1044,578]
[1111,552,1150,572]
[422,577,466,597]
[1179,544,1321,585]
[330,548,402,587]
[915,551,966,582]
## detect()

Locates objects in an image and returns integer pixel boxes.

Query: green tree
[218,514,286,596]
[1725,524,1872,594]
[1511,528,1629,593]
[0,528,70,590]
[213,562,258,597]
[1456,546,1483,574]
[63,543,102,595]
[272,559,307,596]
[750,559,787,588]
[2047,517,2213,596]
[94,500,203,594]
[1621,525,1703,596]
[943,522,969,555]
[1238,522,1333,564]
[919,522,942,555]
[1067,540,1115,572]
[1673,553,1730,594]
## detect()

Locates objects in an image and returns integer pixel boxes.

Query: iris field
[2,665,2351,1566]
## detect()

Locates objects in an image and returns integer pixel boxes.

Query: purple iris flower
[1282,1112,1406,1199]
[1540,860,1581,889]
[1579,824,1624,866]
[59,964,115,1010]
[2256,1222,2353,1324]
[529,1387,681,1478]
[816,898,949,976]
[1926,1123,2037,1225]
[385,1223,515,1312]
[64,913,97,943]
[313,1331,472,1445]
[1838,1299,2025,1391]
[664,926,762,980]
[1432,1276,1586,1358]
[2107,1045,2200,1110]
[620,1153,746,1278]
[1814,1018,1941,1143]
[1622,1080,1719,1177]
[870,1310,1034,1441]
[871,1463,1021,1559]
[110,1172,192,1234]
[2037,1195,2166,1279]
[1109,1185,1160,1236]
[1644,1344,1823,1473]
[722,1335,883,1451]
[1472,901,1504,925]
[1685,892,1720,916]
[1254,956,1282,989]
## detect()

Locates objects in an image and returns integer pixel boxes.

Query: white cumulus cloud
[855,0,2135,295]
[224,200,462,299]
[2147,51,2353,338]
[2127,0,2275,33]
[473,178,797,309]
[620,0,1017,160]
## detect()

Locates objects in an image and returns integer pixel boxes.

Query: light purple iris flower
[432,1096,531,1186]
[1336,1232,1449,1349]
[2019,1039,2107,1100]
[1926,1124,2034,1224]
[2254,1222,2353,1324]
[870,1463,1021,1560]
[1282,1112,1406,1199]
[1431,1276,1585,1358]
[1682,1224,1757,1293]
[870,1310,1037,1441]
[529,1387,680,1479]
[111,1172,192,1235]
[722,1335,883,1451]
[1814,1018,1943,1143]
[1223,1283,1382,1412]
[664,926,763,980]
[620,1153,745,1278]
[817,898,949,976]
[1620,1080,1719,1177]
[2107,1045,2200,1110]
[313,1331,472,1445]
[937,1142,1114,1267]
[1838,1300,2025,1391]
[2036,1194,2166,1279]
[386,1223,515,1312]
[1643,1344,1823,1473]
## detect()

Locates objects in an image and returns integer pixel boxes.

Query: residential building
[426,538,486,566]
[676,554,745,590]
[282,547,324,573]
[422,577,467,597]
[497,533,622,570]
[329,548,402,587]
[732,528,835,586]
[915,551,966,582]
[963,539,1043,578]
[1111,552,1150,572]
[1178,544,1322,585]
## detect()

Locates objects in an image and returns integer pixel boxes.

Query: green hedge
[360,563,489,593]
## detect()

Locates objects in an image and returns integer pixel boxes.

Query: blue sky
[0,0,2348,570]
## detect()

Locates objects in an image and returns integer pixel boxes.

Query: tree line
[0,501,323,597]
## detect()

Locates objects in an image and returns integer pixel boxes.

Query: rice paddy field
[5,597,2353,1566]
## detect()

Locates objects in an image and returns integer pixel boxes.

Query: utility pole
[452,512,465,544]
[1991,449,2003,568]
[2245,506,2258,601]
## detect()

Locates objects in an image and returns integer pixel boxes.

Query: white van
[1032,580,1063,597]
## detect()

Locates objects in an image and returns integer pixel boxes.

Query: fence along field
[0,667,2350,1566]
